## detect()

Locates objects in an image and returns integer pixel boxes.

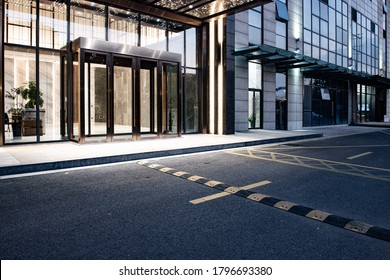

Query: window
[275,0,289,21]
[352,8,357,22]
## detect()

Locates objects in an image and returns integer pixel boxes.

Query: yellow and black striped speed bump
[138,161,390,243]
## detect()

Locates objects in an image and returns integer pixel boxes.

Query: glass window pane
[248,62,261,89]
[313,0,320,16]
[169,30,184,65]
[249,10,261,28]
[5,0,37,46]
[321,19,328,36]
[249,26,261,45]
[275,0,289,21]
[313,16,320,33]
[184,68,199,133]
[186,28,197,68]
[39,50,64,141]
[320,3,328,20]
[39,0,67,49]
[140,15,167,51]
[4,46,37,143]
[108,7,138,46]
[70,0,106,40]
[303,0,311,29]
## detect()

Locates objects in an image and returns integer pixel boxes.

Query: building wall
[234,11,249,132]
[229,0,390,131]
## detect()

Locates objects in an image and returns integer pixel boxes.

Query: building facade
[1,0,390,146]
[233,0,390,132]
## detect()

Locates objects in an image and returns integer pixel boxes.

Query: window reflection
[5,0,37,46]
[109,7,138,46]
[70,0,106,40]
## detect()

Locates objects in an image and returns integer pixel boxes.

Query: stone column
[234,11,249,132]
[287,68,303,130]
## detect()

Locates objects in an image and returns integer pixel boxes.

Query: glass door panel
[162,63,179,134]
[140,60,157,134]
[113,56,133,135]
[248,89,262,129]
[84,52,107,136]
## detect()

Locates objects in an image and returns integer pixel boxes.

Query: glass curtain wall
[303,78,348,126]
[3,0,201,144]
[4,0,65,143]
[351,8,380,75]
[248,7,262,45]
[357,84,376,123]
[303,0,349,67]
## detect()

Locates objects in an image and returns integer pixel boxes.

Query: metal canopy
[100,0,273,26]
[233,44,390,88]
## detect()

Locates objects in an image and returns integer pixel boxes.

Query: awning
[233,44,390,88]
[101,0,273,26]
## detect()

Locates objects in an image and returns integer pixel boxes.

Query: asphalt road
[1,129,390,259]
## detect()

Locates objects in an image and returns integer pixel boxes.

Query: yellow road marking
[227,150,390,182]
[262,144,390,150]
[189,180,271,205]
[380,130,390,136]
[347,152,372,160]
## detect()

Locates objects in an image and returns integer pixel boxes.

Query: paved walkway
[0,124,388,176]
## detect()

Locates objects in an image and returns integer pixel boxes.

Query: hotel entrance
[64,38,181,143]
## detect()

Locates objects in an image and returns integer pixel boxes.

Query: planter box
[22,120,44,136]
[23,109,45,136]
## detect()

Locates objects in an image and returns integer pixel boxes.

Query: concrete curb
[0,133,322,176]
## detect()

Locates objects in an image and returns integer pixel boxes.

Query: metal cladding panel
[72,37,182,63]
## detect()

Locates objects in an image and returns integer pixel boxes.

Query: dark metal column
[0,0,4,146]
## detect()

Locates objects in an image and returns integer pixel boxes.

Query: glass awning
[101,0,273,26]
[233,44,390,88]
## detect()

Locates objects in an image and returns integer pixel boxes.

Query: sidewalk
[0,125,387,176]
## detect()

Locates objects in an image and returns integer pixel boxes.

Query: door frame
[66,37,181,143]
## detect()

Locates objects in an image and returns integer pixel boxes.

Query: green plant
[248,114,256,123]
[5,81,44,122]
[19,81,44,109]
[5,84,25,122]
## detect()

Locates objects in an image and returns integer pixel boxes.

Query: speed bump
[138,161,390,243]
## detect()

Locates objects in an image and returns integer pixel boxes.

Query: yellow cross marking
[347,152,372,160]
[227,150,390,182]
[189,180,271,205]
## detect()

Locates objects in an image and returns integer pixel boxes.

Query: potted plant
[5,81,44,137]
[248,114,256,128]
[5,85,25,137]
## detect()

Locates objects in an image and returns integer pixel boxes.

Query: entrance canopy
[234,44,390,88]
[101,0,273,26]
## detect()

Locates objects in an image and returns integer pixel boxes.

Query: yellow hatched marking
[189,180,271,205]
[260,144,390,151]
[380,130,390,136]
[227,150,390,182]
[347,152,372,160]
